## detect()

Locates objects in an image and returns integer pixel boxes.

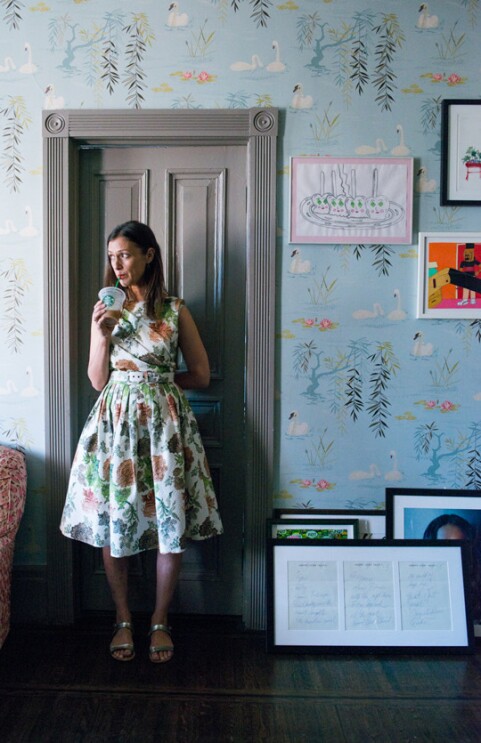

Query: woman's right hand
[88,301,115,390]
[92,300,117,336]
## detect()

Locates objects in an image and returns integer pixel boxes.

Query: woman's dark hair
[104,220,166,320]
[423,513,475,540]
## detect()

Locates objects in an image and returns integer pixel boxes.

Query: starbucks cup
[98,286,126,321]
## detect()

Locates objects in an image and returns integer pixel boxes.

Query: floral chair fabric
[0,445,27,648]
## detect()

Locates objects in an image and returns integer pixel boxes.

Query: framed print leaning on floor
[441,99,481,206]
[273,508,386,539]
[266,539,474,653]
[386,487,481,636]
[268,518,359,540]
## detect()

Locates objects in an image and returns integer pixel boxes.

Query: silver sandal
[110,621,135,662]
[148,623,174,664]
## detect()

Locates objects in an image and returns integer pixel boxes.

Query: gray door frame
[42,108,278,630]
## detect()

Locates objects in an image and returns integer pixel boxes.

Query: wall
[0,0,480,574]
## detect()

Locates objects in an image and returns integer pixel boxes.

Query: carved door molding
[43,108,278,629]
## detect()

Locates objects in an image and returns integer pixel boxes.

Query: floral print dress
[60,297,223,557]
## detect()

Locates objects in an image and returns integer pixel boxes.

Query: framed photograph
[441,99,481,205]
[266,539,473,653]
[386,487,481,636]
[273,509,385,539]
[289,156,413,244]
[417,232,481,319]
[269,518,359,540]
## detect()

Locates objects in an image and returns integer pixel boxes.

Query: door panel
[77,145,246,615]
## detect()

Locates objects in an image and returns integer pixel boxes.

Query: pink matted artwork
[290,156,413,245]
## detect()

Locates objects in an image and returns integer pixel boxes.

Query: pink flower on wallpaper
[425,400,437,408]
[182,71,193,80]
[316,479,330,490]
[304,318,315,326]
[198,71,209,82]
[319,318,333,330]
[422,72,465,86]
[440,400,456,412]
[300,479,312,488]
[447,73,462,85]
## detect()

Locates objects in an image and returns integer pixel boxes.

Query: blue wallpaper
[0,0,480,563]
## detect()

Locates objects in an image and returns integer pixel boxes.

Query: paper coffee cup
[98,286,126,320]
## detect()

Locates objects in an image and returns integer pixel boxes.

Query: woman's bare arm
[88,300,116,391]
[175,305,210,389]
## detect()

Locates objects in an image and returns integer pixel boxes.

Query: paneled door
[76,144,246,615]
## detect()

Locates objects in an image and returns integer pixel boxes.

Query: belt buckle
[129,371,143,382]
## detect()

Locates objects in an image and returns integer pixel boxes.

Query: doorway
[43,108,277,629]
[78,144,246,615]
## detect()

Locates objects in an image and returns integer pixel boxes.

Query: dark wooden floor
[2,615,481,742]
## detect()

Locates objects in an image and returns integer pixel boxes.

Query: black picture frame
[440,99,481,206]
[266,539,474,654]
[268,517,359,540]
[273,508,385,539]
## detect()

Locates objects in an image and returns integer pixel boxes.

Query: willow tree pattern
[0,97,31,194]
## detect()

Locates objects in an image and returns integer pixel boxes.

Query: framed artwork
[417,232,481,318]
[441,99,481,205]
[266,539,474,653]
[386,487,481,636]
[273,509,385,539]
[289,156,413,244]
[269,518,359,540]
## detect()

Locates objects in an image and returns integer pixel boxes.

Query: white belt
[110,370,174,384]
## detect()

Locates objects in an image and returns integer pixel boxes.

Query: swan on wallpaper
[19,43,38,74]
[348,463,381,481]
[230,54,263,72]
[44,84,65,109]
[411,331,434,357]
[352,303,384,320]
[167,2,189,28]
[387,289,407,321]
[291,83,313,110]
[417,3,439,29]
[266,41,285,73]
[287,411,309,436]
[0,219,17,235]
[391,124,410,156]
[21,367,39,398]
[19,207,38,237]
[290,248,311,274]
[0,379,18,396]
[384,450,403,481]
[355,139,387,155]
[415,167,437,193]
[0,57,16,72]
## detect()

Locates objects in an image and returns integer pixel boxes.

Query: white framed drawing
[266,540,474,653]
[289,156,413,244]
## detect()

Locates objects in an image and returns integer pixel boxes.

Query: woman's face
[436,523,466,540]
[107,237,153,290]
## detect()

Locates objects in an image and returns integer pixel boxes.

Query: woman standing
[60,221,223,662]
